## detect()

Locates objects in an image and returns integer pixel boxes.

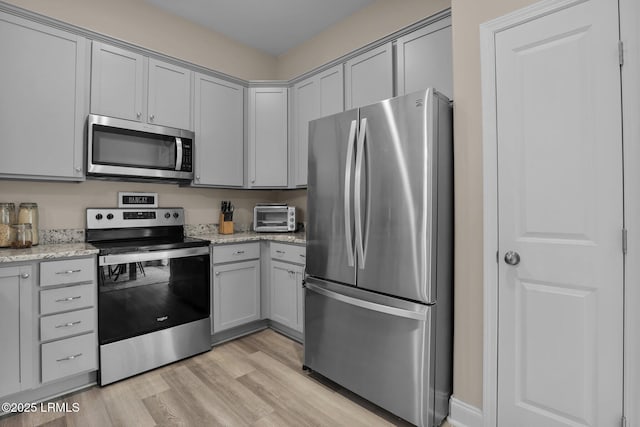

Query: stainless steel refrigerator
[304,88,453,427]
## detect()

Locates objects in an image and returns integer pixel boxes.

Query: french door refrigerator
[304,88,453,427]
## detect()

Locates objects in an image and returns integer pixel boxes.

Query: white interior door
[495,1,623,426]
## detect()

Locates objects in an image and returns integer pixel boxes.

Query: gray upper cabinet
[396,16,452,98]
[91,41,193,130]
[345,42,393,109]
[0,265,33,398]
[193,73,244,187]
[292,64,344,187]
[90,42,144,122]
[248,87,288,188]
[0,12,88,181]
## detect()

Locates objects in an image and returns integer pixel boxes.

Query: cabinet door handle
[55,320,81,329]
[299,254,305,258]
[276,250,285,255]
[21,273,30,279]
[55,296,81,302]
[56,353,82,362]
[215,272,220,276]
[136,112,141,119]
[149,114,155,121]
[56,269,81,275]
[233,250,245,255]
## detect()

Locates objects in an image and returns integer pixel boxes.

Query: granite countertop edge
[0,233,306,263]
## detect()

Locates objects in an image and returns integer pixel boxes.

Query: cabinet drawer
[40,284,95,315]
[213,242,260,264]
[41,333,97,383]
[40,258,95,287]
[40,308,95,341]
[270,242,306,265]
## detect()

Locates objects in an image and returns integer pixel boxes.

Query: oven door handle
[99,246,209,266]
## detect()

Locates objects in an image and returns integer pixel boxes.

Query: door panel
[496,1,623,425]
[356,90,437,303]
[307,109,359,286]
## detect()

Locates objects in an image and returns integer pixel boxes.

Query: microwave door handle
[175,137,183,171]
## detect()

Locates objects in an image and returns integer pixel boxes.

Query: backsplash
[39,229,85,244]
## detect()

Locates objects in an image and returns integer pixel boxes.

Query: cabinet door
[270,261,304,333]
[212,260,260,333]
[293,78,319,187]
[90,41,145,122]
[148,58,193,130]
[396,17,452,98]
[345,42,393,109]
[293,65,344,187]
[0,13,87,181]
[193,73,244,187]
[0,266,33,397]
[248,87,288,188]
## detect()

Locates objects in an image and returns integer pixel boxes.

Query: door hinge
[622,228,628,255]
[621,415,627,427]
[619,40,624,66]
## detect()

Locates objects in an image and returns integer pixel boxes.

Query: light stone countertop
[0,231,306,264]
[194,231,306,245]
[0,243,99,263]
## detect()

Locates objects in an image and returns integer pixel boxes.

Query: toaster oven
[254,204,297,232]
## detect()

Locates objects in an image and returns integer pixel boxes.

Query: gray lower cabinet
[0,12,88,181]
[0,265,33,397]
[38,257,98,385]
[269,243,305,334]
[212,243,261,333]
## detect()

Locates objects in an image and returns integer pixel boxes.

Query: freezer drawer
[304,278,448,427]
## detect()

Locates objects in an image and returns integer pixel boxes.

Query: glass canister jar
[0,202,16,248]
[18,203,39,246]
[11,223,32,249]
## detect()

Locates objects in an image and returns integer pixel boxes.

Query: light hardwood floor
[0,329,413,426]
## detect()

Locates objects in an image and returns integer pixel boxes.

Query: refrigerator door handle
[354,117,367,269]
[305,281,427,321]
[344,120,357,267]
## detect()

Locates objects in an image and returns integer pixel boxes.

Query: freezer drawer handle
[305,282,427,321]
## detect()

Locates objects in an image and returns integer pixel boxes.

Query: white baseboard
[447,397,483,427]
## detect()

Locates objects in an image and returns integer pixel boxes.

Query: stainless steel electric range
[86,208,211,385]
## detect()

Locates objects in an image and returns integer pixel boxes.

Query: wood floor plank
[0,330,418,427]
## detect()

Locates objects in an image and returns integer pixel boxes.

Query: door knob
[504,251,521,266]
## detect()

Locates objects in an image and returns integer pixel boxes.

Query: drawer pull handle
[55,296,81,302]
[57,353,82,362]
[56,269,81,275]
[157,316,169,322]
[276,250,285,254]
[299,254,305,258]
[233,250,245,255]
[55,320,82,328]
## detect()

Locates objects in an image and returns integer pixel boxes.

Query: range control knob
[106,213,114,220]
[173,212,180,219]
[95,213,103,220]
[164,212,171,219]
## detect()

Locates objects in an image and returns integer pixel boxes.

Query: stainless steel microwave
[254,204,297,232]
[87,114,194,182]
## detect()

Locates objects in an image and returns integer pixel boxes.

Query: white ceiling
[144,0,375,56]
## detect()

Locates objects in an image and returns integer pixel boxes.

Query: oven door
[97,246,210,345]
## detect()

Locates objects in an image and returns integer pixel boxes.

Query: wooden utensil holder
[219,213,234,235]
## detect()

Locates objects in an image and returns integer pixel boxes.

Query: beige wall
[276,0,451,80]
[4,0,277,80]
[0,180,278,230]
[450,0,543,409]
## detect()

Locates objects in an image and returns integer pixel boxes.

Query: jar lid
[0,202,15,207]
[12,223,32,229]
[19,202,38,208]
